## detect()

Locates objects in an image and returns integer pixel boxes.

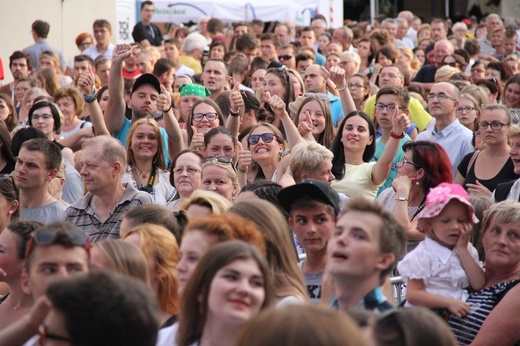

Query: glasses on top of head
[248,133,275,145]
[396,157,421,169]
[477,121,510,131]
[268,66,290,84]
[38,325,71,344]
[427,93,457,102]
[192,112,218,122]
[203,156,234,164]
[303,92,330,104]
[25,229,91,259]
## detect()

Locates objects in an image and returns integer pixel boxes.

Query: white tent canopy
[149,0,313,26]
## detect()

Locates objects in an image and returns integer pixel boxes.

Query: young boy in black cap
[278,179,340,303]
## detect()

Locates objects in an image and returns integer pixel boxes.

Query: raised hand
[157,84,172,113]
[391,105,410,137]
[77,65,96,95]
[298,110,314,140]
[112,44,138,64]
[237,140,253,172]
[322,66,346,89]
[267,93,287,119]
[190,126,205,152]
[229,82,243,114]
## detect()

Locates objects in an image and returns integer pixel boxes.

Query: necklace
[7,298,25,311]
[134,165,151,179]
[42,194,52,206]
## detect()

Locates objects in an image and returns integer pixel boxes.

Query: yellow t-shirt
[331,162,381,200]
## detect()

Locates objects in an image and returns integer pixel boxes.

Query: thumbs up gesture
[190,125,205,152]
[157,84,173,113]
[77,64,96,95]
[229,82,244,115]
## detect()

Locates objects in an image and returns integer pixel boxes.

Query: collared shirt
[82,43,115,60]
[478,36,495,57]
[416,118,474,179]
[331,287,395,313]
[64,183,153,242]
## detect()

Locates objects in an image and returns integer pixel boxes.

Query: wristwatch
[229,107,239,117]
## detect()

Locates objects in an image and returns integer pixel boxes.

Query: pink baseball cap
[417,183,479,232]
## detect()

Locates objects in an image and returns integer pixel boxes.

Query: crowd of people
[0,1,519,345]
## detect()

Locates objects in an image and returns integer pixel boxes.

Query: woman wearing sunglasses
[185,99,225,151]
[201,156,240,202]
[0,221,42,331]
[123,118,176,205]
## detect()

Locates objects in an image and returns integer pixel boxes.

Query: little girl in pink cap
[397,182,485,318]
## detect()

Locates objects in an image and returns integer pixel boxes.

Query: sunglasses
[278,55,293,61]
[248,133,275,145]
[25,229,91,259]
[443,61,458,67]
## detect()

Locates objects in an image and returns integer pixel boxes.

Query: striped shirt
[64,183,153,242]
[448,280,520,345]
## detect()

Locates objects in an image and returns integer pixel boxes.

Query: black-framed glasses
[303,92,330,104]
[375,103,404,112]
[456,106,477,114]
[427,93,457,101]
[203,156,234,164]
[38,324,71,344]
[26,229,91,259]
[477,121,509,130]
[248,133,275,145]
[396,157,421,169]
[278,55,293,61]
[192,112,218,122]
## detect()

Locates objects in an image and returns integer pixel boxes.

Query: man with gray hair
[339,51,360,80]
[333,26,355,52]
[416,82,473,178]
[395,18,414,48]
[64,136,153,241]
[398,10,417,46]
[479,14,504,56]
[381,18,397,42]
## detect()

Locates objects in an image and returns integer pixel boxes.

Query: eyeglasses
[375,103,404,112]
[396,157,421,169]
[192,112,218,122]
[477,121,510,130]
[427,93,457,101]
[25,229,91,259]
[203,156,234,164]
[173,166,201,175]
[79,41,93,48]
[456,106,477,114]
[278,55,293,61]
[38,325,71,344]
[348,83,364,90]
[248,133,275,145]
[303,92,330,103]
[32,114,53,120]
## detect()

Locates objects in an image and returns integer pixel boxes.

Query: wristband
[237,167,248,173]
[229,107,239,117]
[83,89,97,103]
[336,85,347,92]
[164,104,173,113]
[395,196,409,201]
[390,131,405,139]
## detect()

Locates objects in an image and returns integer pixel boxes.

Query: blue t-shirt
[371,134,411,196]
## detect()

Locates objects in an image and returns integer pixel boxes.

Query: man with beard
[0,51,32,103]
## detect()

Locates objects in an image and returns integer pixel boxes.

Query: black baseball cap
[131,73,161,95]
[277,179,341,216]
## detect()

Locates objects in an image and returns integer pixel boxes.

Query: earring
[8,211,13,214]
[416,180,420,186]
